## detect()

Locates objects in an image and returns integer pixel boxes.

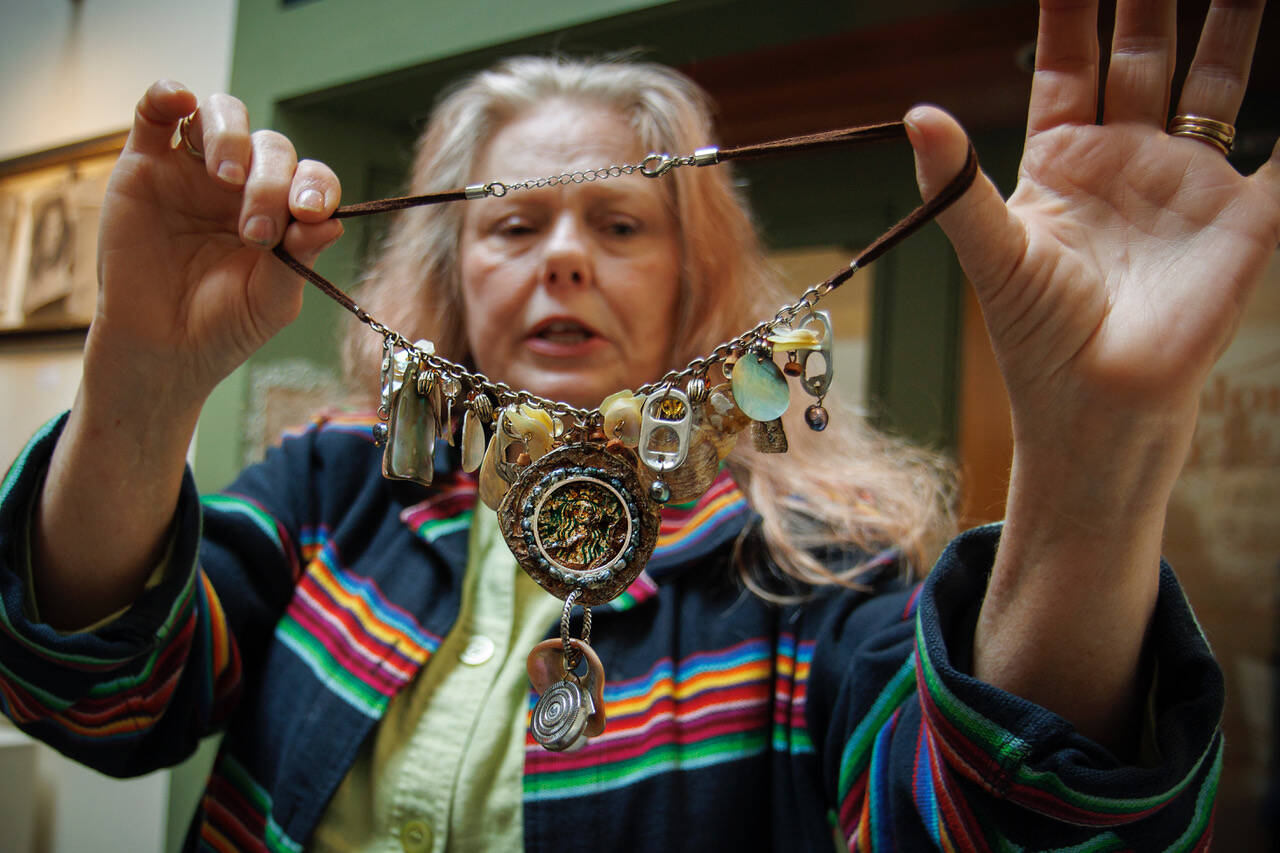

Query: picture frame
[0,130,126,336]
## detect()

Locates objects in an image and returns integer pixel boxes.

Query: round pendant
[498,444,661,606]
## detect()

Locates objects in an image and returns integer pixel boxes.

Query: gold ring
[1168,114,1235,156]
[176,113,204,160]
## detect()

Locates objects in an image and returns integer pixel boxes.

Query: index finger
[128,80,198,155]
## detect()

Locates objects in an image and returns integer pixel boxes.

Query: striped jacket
[0,413,1223,851]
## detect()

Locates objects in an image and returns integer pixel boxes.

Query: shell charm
[730,347,790,422]
[382,360,437,486]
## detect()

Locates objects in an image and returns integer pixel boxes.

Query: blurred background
[0,1,1276,850]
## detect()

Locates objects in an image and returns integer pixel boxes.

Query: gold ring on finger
[176,113,205,160]
[1168,114,1235,157]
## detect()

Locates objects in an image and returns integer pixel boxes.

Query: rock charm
[751,417,788,453]
[730,348,790,422]
[382,361,437,486]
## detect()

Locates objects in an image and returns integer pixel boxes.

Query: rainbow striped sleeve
[826,525,1224,851]
[0,414,249,773]
[0,414,301,776]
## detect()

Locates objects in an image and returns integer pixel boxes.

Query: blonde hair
[345,55,956,598]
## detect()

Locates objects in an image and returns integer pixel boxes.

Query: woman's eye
[604,218,639,237]
[495,218,534,237]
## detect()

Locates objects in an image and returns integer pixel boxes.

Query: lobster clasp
[640,153,676,178]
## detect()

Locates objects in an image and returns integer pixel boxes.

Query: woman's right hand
[31,81,342,629]
[89,80,343,410]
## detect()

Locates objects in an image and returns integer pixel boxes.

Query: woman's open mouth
[525,318,608,357]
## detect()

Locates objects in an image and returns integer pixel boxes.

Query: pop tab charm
[794,310,834,399]
[638,388,692,472]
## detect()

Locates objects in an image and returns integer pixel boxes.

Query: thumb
[904,105,1022,294]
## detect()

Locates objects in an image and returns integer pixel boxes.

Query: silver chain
[477,152,696,199]
[559,591,592,672]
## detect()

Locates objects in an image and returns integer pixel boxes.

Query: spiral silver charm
[531,679,593,751]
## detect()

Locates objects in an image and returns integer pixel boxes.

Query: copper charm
[498,444,660,606]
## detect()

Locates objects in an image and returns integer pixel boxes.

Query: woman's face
[459,99,682,410]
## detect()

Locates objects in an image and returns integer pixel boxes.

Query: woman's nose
[540,214,592,288]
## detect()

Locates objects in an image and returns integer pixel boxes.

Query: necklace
[273,121,977,750]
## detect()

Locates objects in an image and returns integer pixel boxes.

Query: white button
[459,635,495,665]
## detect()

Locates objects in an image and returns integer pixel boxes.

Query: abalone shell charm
[382,361,436,486]
[499,444,660,606]
[731,349,790,422]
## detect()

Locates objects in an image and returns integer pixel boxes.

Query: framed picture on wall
[0,131,124,335]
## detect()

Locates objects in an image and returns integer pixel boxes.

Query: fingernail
[217,161,246,186]
[245,215,277,246]
[296,188,324,212]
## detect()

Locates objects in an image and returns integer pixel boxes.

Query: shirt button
[459,635,495,665]
[401,819,432,853]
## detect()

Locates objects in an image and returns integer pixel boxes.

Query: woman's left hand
[906,0,1279,747]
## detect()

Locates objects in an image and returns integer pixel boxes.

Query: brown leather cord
[716,122,907,163]
[331,189,469,218]
[273,122,978,327]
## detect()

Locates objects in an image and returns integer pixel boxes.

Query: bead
[804,404,829,432]
[685,376,708,404]
[650,480,671,503]
[372,422,389,447]
[730,349,790,422]
[782,360,803,376]
[471,392,494,422]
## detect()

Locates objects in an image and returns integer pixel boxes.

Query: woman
[2,1,1275,850]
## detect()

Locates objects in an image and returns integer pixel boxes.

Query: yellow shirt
[311,507,562,853]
